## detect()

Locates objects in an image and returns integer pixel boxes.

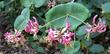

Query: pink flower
[46,21,74,45]
[47,28,59,42]
[4,29,22,43]
[86,15,106,33]
[61,37,71,45]
[25,17,39,34]
[47,29,74,45]
[60,31,74,45]
[66,21,71,30]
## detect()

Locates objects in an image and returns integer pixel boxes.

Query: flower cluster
[86,15,106,33]
[4,29,26,45]
[25,17,39,35]
[46,21,74,45]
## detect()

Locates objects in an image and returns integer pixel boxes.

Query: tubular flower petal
[60,31,74,45]
[66,21,71,30]
[25,17,39,34]
[47,21,74,45]
[47,28,59,42]
[86,15,106,33]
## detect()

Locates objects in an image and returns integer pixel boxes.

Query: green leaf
[57,43,65,49]
[102,2,110,13]
[21,0,32,7]
[82,39,92,47]
[27,36,35,42]
[45,3,89,30]
[21,8,30,18]
[30,43,44,53]
[33,0,46,8]
[30,43,38,50]
[61,41,80,54]
[0,1,4,8]
[91,0,110,8]
[14,8,30,31]
[36,47,45,52]
[14,15,29,31]
[102,2,110,22]
[76,25,87,36]
[89,44,104,53]
[75,51,84,54]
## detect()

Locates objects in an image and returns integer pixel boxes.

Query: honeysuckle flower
[61,20,71,34]
[25,17,39,34]
[47,28,59,42]
[4,29,25,45]
[60,31,74,45]
[66,21,71,30]
[86,15,106,33]
[47,21,74,45]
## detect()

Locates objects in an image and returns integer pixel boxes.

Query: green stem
[33,33,38,40]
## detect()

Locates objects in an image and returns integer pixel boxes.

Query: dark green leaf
[91,0,110,8]
[82,39,92,47]
[33,0,46,8]
[0,1,4,8]
[36,47,45,52]
[61,41,80,54]
[21,0,32,7]
[102,2,110,13]
[30,43,44,53]
[102,2,110,22]
[76,25,87,36]
[89,44,104,53]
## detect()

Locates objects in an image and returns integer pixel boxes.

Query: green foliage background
[0,0,110,54]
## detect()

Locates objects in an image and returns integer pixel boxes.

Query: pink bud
[66,21,71,30]
[92,15,98,26]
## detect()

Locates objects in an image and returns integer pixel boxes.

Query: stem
[33,33,38,40]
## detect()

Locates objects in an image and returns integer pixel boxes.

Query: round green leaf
[36,47,45,53]
[76,25,87,36]
[91,0,110,8]
[0,1,4,8]
[61,41,80,54]
[89,44,104,53]
[21,0,32,7]
[45,3,89,30]
[30,43,44,53]
[33,0,46,8]
[82,39,92,47]
[21,8,30,19]
[102,2,110,13]
[14,8,30,31]
[14,15,29,31]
